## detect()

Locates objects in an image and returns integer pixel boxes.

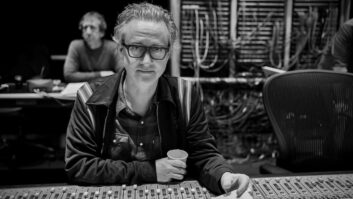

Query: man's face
[120,19,170,84]
[81,17,104,44]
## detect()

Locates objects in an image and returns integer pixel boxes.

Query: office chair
[0,107,55,168]
[260,70,353,174]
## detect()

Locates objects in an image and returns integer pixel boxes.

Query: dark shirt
[111,71,161,161]
[64,39,120,82]
[332,18,353,72]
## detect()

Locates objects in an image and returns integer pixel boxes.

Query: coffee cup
[167,149,188,163]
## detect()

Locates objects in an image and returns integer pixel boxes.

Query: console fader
[1,173,353,199]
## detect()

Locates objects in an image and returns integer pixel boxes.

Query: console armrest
[259,163,292,174]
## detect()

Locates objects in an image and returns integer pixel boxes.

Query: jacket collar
[86,69,176,108]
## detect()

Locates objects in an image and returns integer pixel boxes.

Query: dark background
[1,0,169,82]
[0,1,170,185]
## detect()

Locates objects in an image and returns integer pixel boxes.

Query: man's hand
[155,157,187,182]
[220,172,250,197]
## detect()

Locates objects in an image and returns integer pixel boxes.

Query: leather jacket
[65,69,234,194]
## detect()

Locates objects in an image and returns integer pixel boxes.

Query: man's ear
[99,31,105,39]
[119,46,124,52]
[114,41,124,53]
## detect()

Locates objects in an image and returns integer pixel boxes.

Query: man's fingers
[168,161,186,180]
[236,176,250,197]
[169,159,187,168]
[170,166,186,175]
[169,173,184,180]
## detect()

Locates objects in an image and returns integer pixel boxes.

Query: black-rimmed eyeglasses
[122,43,169,60]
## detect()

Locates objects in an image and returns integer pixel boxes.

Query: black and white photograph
[1,0,353,198]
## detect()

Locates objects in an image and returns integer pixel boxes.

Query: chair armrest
[259,163,292,174]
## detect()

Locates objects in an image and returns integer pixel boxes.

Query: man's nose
[85,27,93,34]
[141,51,152,64]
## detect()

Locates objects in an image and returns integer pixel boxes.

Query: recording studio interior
[1,0,353,198]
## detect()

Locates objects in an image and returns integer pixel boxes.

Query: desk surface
[0,92,75,100]
[0,83,77,101]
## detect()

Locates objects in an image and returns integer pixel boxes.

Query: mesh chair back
[263,70,353,172]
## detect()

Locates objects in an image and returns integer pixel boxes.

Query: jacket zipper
[156,102,163,156]
[101,107,111,156]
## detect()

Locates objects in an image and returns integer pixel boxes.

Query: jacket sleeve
[185,82,234,195]
[65,86,156,185]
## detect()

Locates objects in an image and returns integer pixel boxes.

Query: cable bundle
[200,83,276,159]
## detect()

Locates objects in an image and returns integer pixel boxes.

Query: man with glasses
[63,11,121,82]
[65,3,250,197]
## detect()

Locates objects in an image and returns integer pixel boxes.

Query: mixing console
[252,173,353,198]
[0,173,352,199]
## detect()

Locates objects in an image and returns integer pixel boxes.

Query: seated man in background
[63,11,121,82]
[65,2,250,197]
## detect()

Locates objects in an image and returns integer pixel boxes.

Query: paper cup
[167,149,188,163]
